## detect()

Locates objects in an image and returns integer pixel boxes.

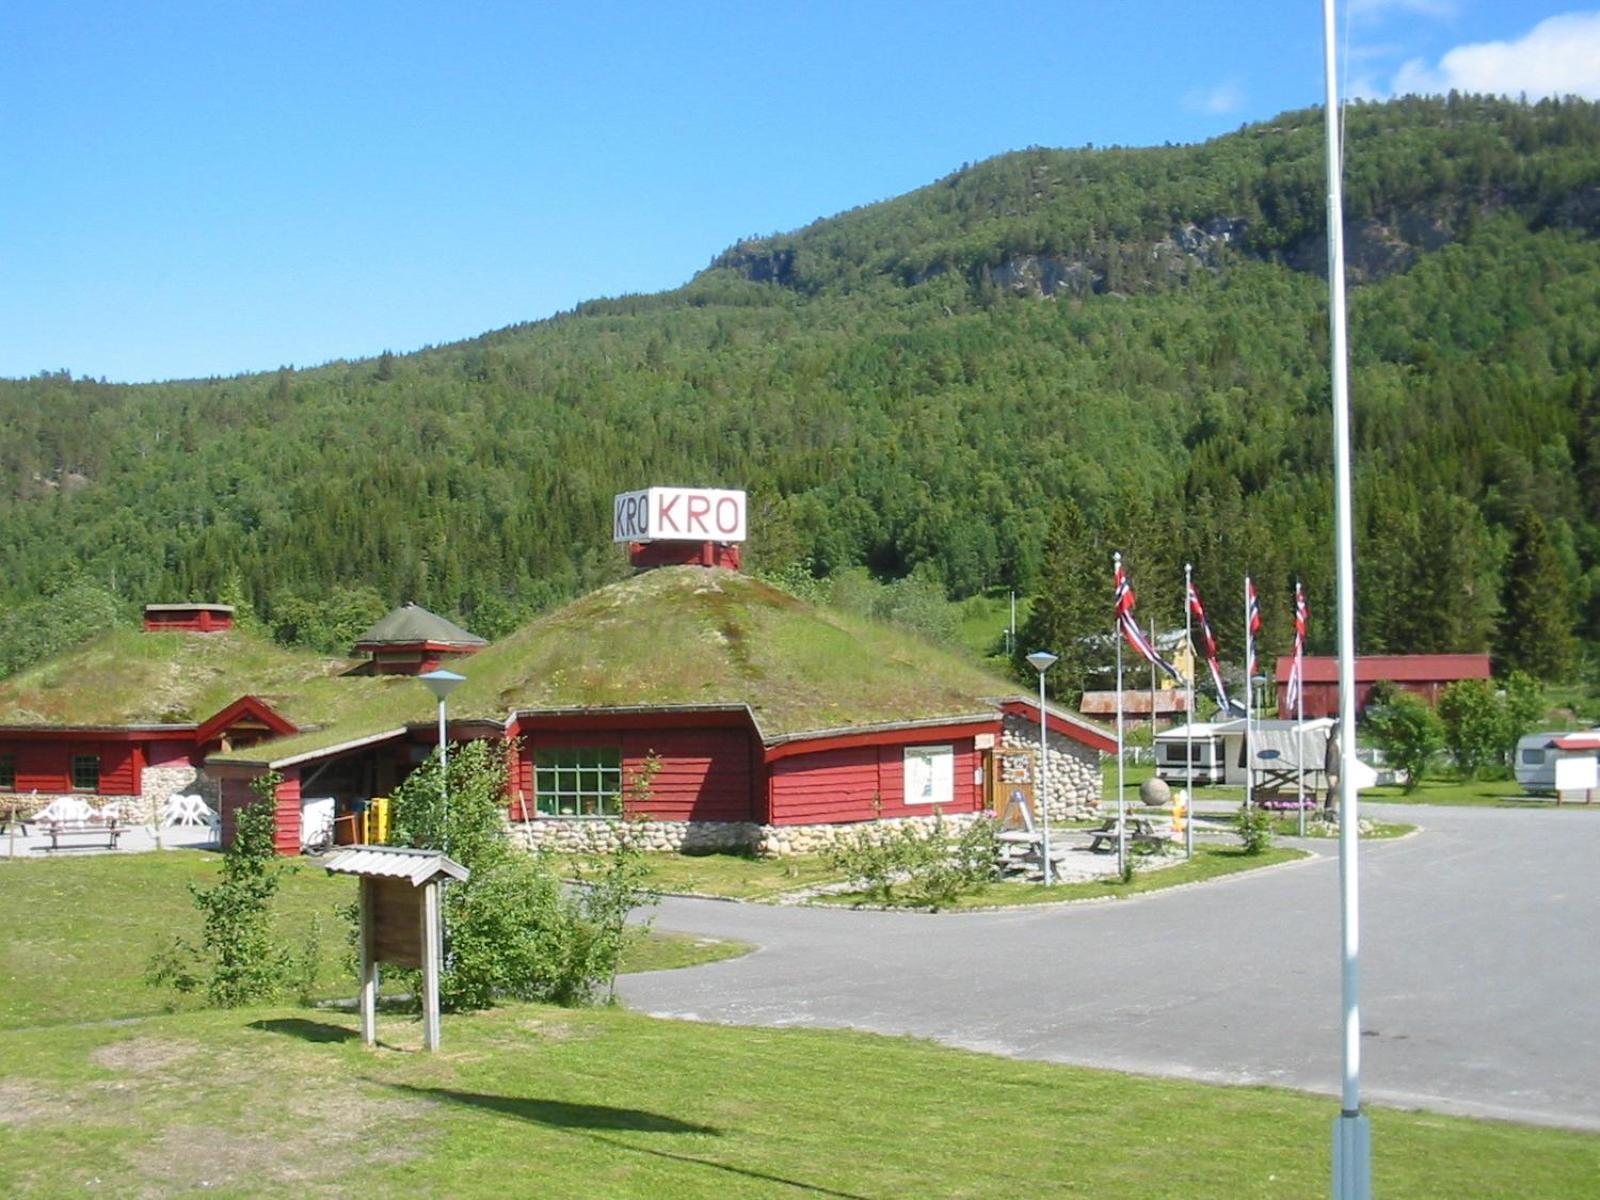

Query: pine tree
[1018,499,1108,704]
[1495,509,1577,680]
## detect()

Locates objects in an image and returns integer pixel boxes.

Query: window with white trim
[903,745,954,806]
[71,754,101,792]
[534,747,622,817]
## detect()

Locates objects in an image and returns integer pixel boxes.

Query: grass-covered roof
[214,567,1028,764]
[0,627,405,730]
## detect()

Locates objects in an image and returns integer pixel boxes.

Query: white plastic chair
[36,796,93,824]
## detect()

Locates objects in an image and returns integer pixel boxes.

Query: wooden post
[422,880,442,1052]
[359,877,377,1048]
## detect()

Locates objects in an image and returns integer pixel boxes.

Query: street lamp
[419,668,466,850]
[1025,651,1059,885]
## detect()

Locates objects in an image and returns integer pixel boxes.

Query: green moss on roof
[0,627,404,729]
[356,603,485,647]
[215,567,1029,765]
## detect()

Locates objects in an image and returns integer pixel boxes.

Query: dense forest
[2,95,1597,696]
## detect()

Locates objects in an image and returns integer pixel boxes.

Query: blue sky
[3,2,1596,383]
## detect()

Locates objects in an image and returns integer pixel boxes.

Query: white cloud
[1183,79,1245,115]
[1391,11,1600,100]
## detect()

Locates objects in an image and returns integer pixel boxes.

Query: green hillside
[213,566,1023,764]
[3,95,1598,688]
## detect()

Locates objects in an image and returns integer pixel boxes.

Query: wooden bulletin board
[368,876,425,969]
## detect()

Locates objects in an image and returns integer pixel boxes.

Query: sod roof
[212,567,1040,765]
[355,602,485,648]
[0,627,407,730]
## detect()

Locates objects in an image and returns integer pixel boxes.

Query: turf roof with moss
[0,626,406,730]
[213,567,1039,765]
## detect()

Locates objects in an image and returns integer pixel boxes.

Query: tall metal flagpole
[1297,581,1307,839]
[1114,552,1127,879]
[1244,578,1254,812]
[1324,1,1371,1194]
[1185,563,1195,860]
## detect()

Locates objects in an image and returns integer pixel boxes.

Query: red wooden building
[142,602,235,633]
[1274,654,1492,718]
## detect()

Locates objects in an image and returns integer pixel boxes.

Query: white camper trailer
[1516,731,1600,796]
[1156,718,1335,792]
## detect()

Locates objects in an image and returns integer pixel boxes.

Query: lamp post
[1025,651,1059,886]
[419,669,466,851]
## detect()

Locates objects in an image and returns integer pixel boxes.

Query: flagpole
[1114,552,1127,880]
[1244,577,1254,812]
[1185,563,1195,860]
[1297,582,1307,839]
[1324,0,1370,1193]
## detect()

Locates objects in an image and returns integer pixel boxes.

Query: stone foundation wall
[1000,715,1102,821]
[506,810,986,858]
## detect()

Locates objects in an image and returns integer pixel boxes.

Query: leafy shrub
[1364,692,1444,793]
[385,739,655,1011]
[828,813,1000,907]
[148,771,291,1006]
[1236,805,1275,855]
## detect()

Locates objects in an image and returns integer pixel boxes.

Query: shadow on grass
[248,1017,358,1044]
[382,1082,872,1199]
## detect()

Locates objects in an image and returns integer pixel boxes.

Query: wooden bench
[41,820,122,851]
[1086,817,1170,854]
[0,804,32,835]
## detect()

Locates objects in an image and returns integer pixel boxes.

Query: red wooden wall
[509,725,756,822]
[768,737,980,826]
[0,737,143,796]
[220,771,301,854]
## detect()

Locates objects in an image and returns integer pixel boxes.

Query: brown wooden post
[422,880,442,1052]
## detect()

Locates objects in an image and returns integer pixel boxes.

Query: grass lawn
[1265,816,1414,840]
[3,1001,1597,1198]
[0,851,745,1031]
[1363,776,1599,807]
[561,849,843,901]
[819,844,1306,910]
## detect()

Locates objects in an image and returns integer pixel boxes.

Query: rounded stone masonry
[1000,714,1103,823]
[505,810,988,858]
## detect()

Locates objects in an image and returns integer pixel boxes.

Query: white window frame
[903,744,955,807]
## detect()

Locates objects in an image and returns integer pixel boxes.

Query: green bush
[828,813,1000,907]
[386,739,654,1011]
[1364,692,1444,793]
[1236,805,1275,855]
[148,771,292,1006]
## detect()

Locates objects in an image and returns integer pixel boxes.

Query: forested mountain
[3,95,1598,691]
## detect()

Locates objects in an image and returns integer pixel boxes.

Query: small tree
[1437,679,1504,778]
[149,771,290,1005]
[1365,693,1444,793]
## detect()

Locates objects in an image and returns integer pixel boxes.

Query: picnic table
[40,819,122,851]
[1085,816,1171,854]
[1,803,32,835]
[995,829,1069,879]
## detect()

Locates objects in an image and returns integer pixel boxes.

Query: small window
[1521,747,1545,765]
[70,755,101,792]
[0,754,14,790]
[534,747,622,817]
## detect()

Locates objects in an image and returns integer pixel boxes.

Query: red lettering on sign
[686,495,711,533]
[715,497,740,535]
[657,493,682,534]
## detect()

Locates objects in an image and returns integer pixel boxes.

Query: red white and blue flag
[1115,560,1183,683]
[1246,577,1262,679]
[1186,580,1231,711]
[1285,580,1309,713]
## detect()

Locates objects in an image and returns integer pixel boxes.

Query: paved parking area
[620,803,1600,1131]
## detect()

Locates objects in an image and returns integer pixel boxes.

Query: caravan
[1515,731,1600,795]
[1156,718,1335,792]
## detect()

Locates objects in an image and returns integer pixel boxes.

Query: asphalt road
[619,803,1600,1131]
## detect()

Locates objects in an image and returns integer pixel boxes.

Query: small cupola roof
[353,603,486,651]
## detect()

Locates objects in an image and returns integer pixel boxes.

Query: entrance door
[989,747,1038,817]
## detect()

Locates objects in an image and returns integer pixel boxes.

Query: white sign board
[904,745,954,806]
[1555,755,1598,793]
[613,487,747,543]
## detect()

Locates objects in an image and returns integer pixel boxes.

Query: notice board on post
[369,876,426,970]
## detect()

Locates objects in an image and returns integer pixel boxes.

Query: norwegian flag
[1186,580,1231,710]
[1115,559,1183,683]
[1246,577,1262,679]
[1285,581,1309,713]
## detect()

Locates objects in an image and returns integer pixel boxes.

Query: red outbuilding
[1274,653,1492,718]
[142,602,235,633]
